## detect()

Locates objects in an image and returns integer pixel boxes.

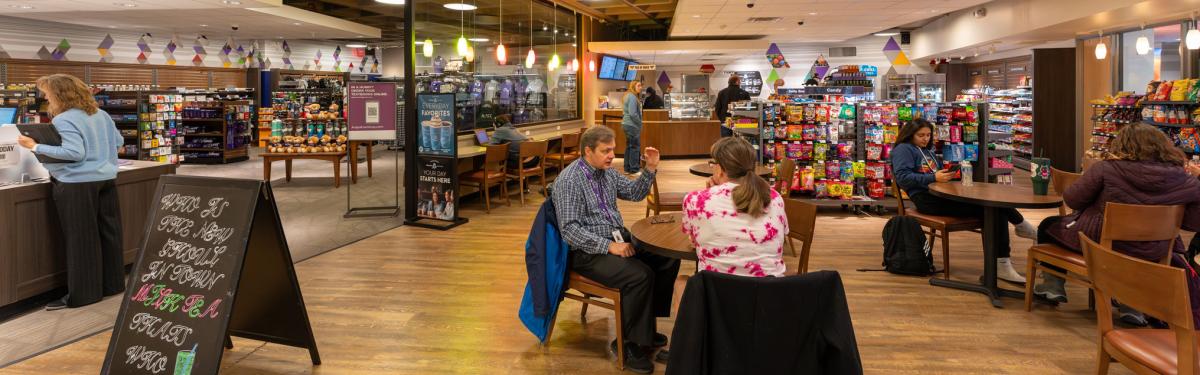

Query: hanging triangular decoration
[765,42,789,68]
[219,39,232,68]
[656,71,671,91]
[333,47,342,72]
[314,49,322,70]
[806,54,830,81]
[193,36,207,66]
[97,34,115,63]
[137,34,152,64]
[883,36,912,74]
[163,35,178,65]
[36,46,52,60]
[50,38,71,61]
[281,40,293,69]
[235,45,246,67]
[766,68,781,86]
[0,44,9,59]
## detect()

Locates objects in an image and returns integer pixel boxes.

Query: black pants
[909,191,1024,258]
[52,179,125,307]
[571,230,680,347]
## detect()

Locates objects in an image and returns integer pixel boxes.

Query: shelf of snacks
[94,91,140,159]
[761,101,868,205]
[179,99,254,164]
[138,92,184,164]
[1087,93,1143,154]
[987,88,1032,166]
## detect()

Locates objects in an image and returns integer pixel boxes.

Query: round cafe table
[927,182,1063,308]
[629,212,697,261]
[688,163,773,178]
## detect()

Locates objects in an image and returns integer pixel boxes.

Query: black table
[688,163,773,178]
[927,182,1063,308]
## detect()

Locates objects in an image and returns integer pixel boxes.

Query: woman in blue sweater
[622,80,644,174]
[891,119,1036,283]
[16,74,125,310]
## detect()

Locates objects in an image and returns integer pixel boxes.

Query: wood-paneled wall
[962,56,1033,90]
[1032,48,1078,172]
[1,58,246,89]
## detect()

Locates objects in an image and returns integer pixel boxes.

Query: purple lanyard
[578,162,618,225]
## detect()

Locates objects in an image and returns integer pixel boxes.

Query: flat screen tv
[598,56,617,80]
[625,69,637,81]
[612,59,628,80]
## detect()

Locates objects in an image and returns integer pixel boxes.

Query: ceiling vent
[828,47,856,57]
[747,17,782,23]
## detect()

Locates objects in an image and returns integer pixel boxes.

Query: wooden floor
[1,159,1140,374]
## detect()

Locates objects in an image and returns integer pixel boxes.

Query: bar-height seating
[507,140,549,206]
[1081,234,1198,375]
[544,130,582,177]
[458,144,511,213]
[891,180,981,279]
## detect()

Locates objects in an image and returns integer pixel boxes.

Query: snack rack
[988,87,1033,169]
[138,91,184,164]
[1087,102,1140,155]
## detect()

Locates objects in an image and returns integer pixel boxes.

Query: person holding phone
[891,119,1036,283]
[15,74,125,310]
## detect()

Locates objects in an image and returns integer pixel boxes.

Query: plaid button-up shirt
[551,158,656,254]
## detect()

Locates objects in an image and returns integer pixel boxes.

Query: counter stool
[507,140,549,206]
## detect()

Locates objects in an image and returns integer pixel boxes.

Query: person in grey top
[490,114,539,169]
[551,125,678,373]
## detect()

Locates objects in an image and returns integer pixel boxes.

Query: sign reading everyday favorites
[102,176,319,375]
[347,82,398,140]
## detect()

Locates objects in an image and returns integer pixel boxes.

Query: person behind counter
[642,87,664,110]
[15,74,125,311]
[622,80,645,175]
[714,75,751,138]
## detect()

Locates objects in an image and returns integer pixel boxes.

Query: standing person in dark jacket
[1033,123,1200,327]
[891,119,1037,284]
[713,75,752,137]
[642,87,665,109]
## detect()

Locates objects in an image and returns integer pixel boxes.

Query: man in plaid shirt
[552,126,680,373]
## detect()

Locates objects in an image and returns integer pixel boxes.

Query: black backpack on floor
[880,216,935,276]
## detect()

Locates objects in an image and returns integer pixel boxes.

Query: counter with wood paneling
[596,110,721,157]
[0,161,176,310]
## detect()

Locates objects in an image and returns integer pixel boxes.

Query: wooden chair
[775,158,797,196]
[784,199,817,274]
[1023,167,1081,309]
[646,173,685,217]
[892,181,981,279]
[507,140,549,206]
[546,273,626,370]
[1081,234,1198,375]
[458,144,510,213]
[544,131,581,176]
[1025,202,1184,311]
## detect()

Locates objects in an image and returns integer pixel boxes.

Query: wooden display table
[261,152,347,188]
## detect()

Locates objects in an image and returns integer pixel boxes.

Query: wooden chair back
[1099,202,1184,264]
[1081,234,1198,374]
[776,158,797,195]
[1082,156,1100,172]
[891,180,910,216]
[519,140,549,169]
[784,199,817,274]
[561,132,581,156]
[483,144,509,173]
[1050,167,1082,215]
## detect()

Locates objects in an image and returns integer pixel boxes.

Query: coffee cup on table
[1030,157,1052,196]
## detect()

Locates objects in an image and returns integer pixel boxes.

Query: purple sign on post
[347,82,397,140]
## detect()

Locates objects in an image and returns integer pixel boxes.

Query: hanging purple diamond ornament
[765,43,789,69]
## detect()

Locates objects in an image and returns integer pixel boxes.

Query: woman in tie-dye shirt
[682,137,788,277]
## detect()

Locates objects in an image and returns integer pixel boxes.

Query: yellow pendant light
[525,0,536,68]
[423,38,433,57]
[457,36,469,57]
[466,46,476,62]
[548,1,559,71]
[496,0,507,64]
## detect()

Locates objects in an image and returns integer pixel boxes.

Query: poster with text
[347,82,397,140]
[416,155,458,221]
[417,93,457,156]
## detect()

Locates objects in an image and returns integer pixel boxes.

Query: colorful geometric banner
[656,71,671,91]
[192,35,208,66]
[219,38,233,67]
[36,46,52,60]
[235,45,246,67]
[766,68,781,86]
[314,49,322,70]
[281,40,293,69]
[333,47,342,72]
[0,44,9,59]
[137,34,152,64]
[805,54,829,81]
[98,34,114,63]
[765,42,790,68]
[163,35,178,66]
[882,36,912,74]
[50,39,70,61]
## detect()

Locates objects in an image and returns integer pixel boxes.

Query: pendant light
[456,8,470,57]
[1189,13,1200,50]
[496,0,507,64]
[1135,23,1150,55]
[569,10,579,72]
[587,17,596,72]
[548,1,560,71]
[423,38,433,57]
[525,0,536,69]
[1095,30,1107,60]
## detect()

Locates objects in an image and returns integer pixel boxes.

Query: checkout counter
[0,124,175,310]
[596,93,721,157]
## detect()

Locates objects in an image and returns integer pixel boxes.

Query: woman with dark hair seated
[1034,122,1200,326]
[890,119,1037,283]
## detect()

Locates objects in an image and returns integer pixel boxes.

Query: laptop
[474,129,491,145]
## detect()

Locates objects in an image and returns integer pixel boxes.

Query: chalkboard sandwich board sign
[102,175,319,375]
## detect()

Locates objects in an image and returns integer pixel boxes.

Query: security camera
[231,25,240,31]
[745,1,754,8]
[797,20,805,26]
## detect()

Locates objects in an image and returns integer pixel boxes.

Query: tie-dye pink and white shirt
[681,182,788,277]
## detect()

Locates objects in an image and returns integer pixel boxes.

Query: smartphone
[946,164,961,173]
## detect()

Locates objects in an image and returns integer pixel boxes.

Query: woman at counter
[622,80,644,174]
[15,74,125,311]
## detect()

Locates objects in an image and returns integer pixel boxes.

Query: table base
[929,278,1025,308]
[924,206,1025,308]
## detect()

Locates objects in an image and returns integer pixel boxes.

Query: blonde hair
[624,80,642,105]
[711,137,772,217]
[36,74,98,116]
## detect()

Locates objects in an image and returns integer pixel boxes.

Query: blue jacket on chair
[519,197,570,342]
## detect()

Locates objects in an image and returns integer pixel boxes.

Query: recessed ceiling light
[692,14,700,18]
[346,43,368,48]
[114,2,137,7]
[222,0,241,4]
[808,12,817,15]
[443,3,477,11]
[8,4,34,9]
[293,22,303,26]
[930,9,938,13]
[108,25,118,28]
[468,37,489,42]
[375,0,405,4]
[200,24,208,27]
[543,25,549,31]
[874,31,899,36]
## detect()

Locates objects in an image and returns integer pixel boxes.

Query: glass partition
[1121,23,1183,92]
[413,0,579,133]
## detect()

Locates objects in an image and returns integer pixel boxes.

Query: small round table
[629,212,697,261]
[688,163,773,178]
[927,182,1063,308]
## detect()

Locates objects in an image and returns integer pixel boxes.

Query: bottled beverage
[960,161,973,186]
